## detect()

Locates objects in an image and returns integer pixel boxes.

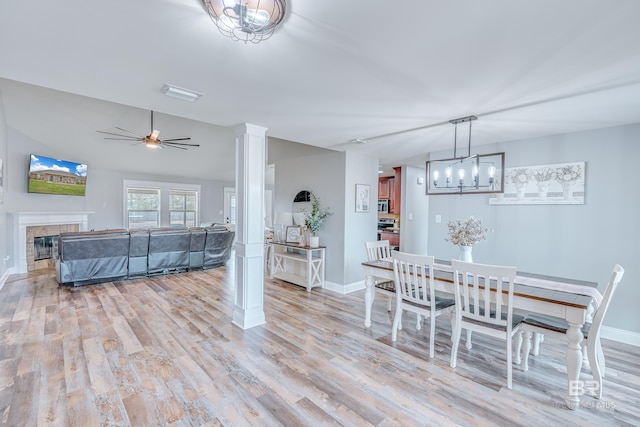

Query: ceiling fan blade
[162,143,188,150]
[103,137,143,141]
[161,137,192,142]
[163,141,200,147]
[115,127,145,138]
[97,130,140,139]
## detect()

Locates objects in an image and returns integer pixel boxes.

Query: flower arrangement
[509,168,530,185]
[304,194,332,235]
[531,167,555,183]
[446,216,488,247]
[555,164,582,183]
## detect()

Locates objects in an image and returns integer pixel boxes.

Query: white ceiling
[1,0,640,181]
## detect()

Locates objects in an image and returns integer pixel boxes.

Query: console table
[269,242,325,292]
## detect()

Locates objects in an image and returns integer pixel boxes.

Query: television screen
[28,154,88,196]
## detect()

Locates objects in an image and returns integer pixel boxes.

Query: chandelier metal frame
[201,0,286,44]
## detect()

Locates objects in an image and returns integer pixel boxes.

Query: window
[123,180,201,229]
[126,187,160,229]
[170,190,198,227]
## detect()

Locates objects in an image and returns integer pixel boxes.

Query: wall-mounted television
[28,154,88,196]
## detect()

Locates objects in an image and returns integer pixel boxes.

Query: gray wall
[6,127,232,229]
[399,165,430,255]
[273,150,346,287]
[273,148,379,291]
[427,124,640,335]
[0,89,8,282]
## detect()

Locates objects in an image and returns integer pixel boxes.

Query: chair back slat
[365,240,392,262]
[452,260,517,329]
[590,264,624,341]
[392,251,436,309]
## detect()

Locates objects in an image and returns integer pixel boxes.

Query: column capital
[234,123,268,137]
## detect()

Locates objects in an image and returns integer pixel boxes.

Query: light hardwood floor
[1,263,639,426]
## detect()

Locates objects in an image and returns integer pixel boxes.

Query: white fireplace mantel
[12,212,93,274]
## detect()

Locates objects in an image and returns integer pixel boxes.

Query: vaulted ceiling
[1,0,640,181]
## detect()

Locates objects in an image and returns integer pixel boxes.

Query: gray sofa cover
[188,227,206,270]
[56,229,130,286]
[55,226,235,286]
[128,229,150,277]
[147,228,191,274]
[203,226,235,269]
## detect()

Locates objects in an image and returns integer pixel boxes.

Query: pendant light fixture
[426,115,505,195]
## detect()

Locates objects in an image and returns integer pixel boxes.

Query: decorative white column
[232,123,267,329]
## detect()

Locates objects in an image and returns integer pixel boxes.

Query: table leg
[565,321,584,410]
[364,275,376,328]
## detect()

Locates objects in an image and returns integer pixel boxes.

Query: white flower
[446,216,488,247]
[555,165,582,183]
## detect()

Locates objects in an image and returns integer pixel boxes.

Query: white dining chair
[450,259,522,389]
[391,251,455,358]
[517,264,624,399]
[365,240,394,308]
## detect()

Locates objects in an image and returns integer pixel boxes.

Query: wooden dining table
[362,259,600,410]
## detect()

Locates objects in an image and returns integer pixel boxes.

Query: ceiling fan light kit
[200,0,286,44]
[97,111,200,150]
[425,115,505,195]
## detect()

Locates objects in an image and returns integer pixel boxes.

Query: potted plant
[304,194,332,248]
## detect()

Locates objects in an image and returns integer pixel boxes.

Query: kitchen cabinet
[388,177,396,212]
[380,231,399,247]
[378,178,390,199]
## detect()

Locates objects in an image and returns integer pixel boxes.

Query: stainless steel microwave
[378,199,389,213]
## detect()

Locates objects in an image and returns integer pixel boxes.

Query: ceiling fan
[97,110,199,150]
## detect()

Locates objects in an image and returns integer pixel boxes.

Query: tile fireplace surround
[12,212,92,274]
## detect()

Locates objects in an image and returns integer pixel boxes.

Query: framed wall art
[355,184,370,213]
[489,161,585,205]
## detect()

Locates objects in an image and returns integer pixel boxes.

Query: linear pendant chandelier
[201,0,286,44]
[426,115,505,195]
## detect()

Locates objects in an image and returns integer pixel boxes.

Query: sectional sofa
[55,225,235,286]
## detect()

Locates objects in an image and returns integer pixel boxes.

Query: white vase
[562,181,574,200]
[536,181,550,198]
[458,245,473,263]
[309,235,319,248]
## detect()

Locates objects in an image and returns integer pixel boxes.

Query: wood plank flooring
[1,264,639,426]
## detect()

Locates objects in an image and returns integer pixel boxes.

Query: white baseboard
[323,280,365,294]
[601,326,640,347]
[0,267,15,291]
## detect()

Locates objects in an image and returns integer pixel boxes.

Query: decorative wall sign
[489,161,585,205]
[355,184,370,213]
[286,226,302,243]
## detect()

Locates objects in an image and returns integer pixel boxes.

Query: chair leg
[450,319,461,368]
[465,329,473,350]
[416,314,422,331]
[522,331,532,371]
[532,332,542,355]
[429,312,436,358]
[586,338,603,399]
[514,329,523,365]
[450,312,456,342]
[507,335,513,389]
[597,339,606,379]
[387,294,392,312]
[391,304,402,342]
